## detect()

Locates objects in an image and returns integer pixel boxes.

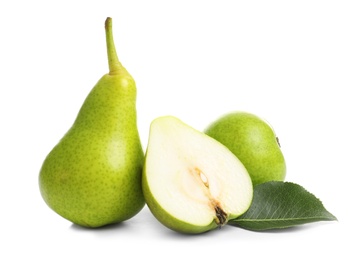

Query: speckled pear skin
[39,18,145,228]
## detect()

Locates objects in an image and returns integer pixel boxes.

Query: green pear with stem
[205,112,286,186]
[39,17,145,228]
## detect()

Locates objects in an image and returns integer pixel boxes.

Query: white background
[1,0,359,259]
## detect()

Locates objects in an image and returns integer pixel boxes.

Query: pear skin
[205,112,286,186]
[39,18,145,228]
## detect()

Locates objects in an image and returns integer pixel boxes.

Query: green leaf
[229,181,337,231]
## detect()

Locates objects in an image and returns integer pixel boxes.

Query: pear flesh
[143,116,253,234]
[39,18,145,228]
[205,112,286,186]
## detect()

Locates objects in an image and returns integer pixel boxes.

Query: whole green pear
[205,112,286,186]
[39,17,145,228]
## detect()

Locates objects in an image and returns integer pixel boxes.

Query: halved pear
[143,116,253,234]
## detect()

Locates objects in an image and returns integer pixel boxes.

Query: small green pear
[205,112,286,186]
[143,116,253,234]
[39,17,145,228]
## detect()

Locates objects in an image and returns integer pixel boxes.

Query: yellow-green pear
[143,116,253,234]
[205,112,286,186]
[39,17,145,228]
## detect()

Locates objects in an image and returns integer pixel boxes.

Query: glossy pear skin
[205,112,286,186]
[39,18,145,228]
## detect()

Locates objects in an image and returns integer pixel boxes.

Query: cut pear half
[143,116,253,234]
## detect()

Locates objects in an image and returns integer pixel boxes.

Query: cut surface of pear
[39,17,145,228]
[143,116,253,234]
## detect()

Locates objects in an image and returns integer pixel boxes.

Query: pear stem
[105,17,123,75]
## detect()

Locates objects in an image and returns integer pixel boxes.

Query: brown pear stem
[105,17,123,75]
